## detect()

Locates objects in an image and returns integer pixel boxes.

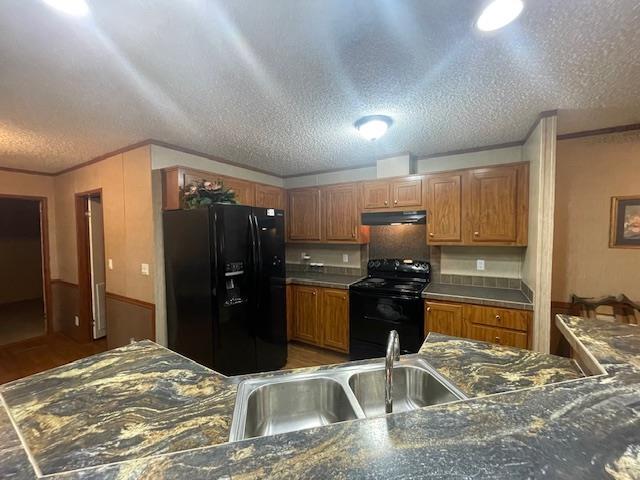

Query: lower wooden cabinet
[424,300,532,349]
[424,301,463,337]
[290,285,349,353]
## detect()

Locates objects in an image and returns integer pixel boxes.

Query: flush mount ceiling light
[42,0,89,16]
[476,0,524,32]
[354,115,393,141]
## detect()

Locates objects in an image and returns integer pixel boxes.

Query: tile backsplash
[369,224,429,261]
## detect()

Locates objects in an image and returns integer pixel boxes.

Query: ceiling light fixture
[354,115,393,141]
[42,0,89,16]
[476,0,523,32]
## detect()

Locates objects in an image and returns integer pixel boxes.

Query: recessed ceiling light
[354,115,393,141]
[476,0,523,32]
[42,0,89,16]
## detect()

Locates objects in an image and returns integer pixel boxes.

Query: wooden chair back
[570,294,639,325]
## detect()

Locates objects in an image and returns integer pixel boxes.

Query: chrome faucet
[385,330,400,414]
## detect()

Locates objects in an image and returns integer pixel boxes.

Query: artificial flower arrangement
[181,179,237,209]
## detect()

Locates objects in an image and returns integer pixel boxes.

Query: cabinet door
[426,174,462,243]
[424,301,463,337]
[361,181,391,209]
[324,184,358,241]
[255,184,284,210]
[320,289,349,353]
[288,188,322,241]
[392,178,423,208]
[220,176,255,206]
[464,322,528,349]
[293,286,319,344]
[468,166,518,243]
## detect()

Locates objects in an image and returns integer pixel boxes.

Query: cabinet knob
[384,201,388,205]
[495,336,500,343]
[394,200,398,204]
[312,291,317,296]
[474,231,479,236]
[495,314,501,322]
[426,306,431,312]
[429,232,434,237]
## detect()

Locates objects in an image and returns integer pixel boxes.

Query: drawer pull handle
[474,231,479,236]
[495,314,501,322]
[429,232,434,237]
[426,306,431,312]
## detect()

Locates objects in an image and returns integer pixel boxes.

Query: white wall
[440,247,525,279]
[151,145,284,187]
[417,145,523,174]
[284,165,377,189]
[521,115,557,353]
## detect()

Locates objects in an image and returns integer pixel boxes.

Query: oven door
[349,290,424,360]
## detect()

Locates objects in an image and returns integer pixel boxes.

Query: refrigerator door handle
[251,214,263,312]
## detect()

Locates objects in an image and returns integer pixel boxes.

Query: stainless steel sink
[229,356,466,442]
[348,365,460,418]
[241,377,358,440]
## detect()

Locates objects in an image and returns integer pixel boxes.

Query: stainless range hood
[361,210,426,226]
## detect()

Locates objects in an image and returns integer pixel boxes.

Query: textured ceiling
[1,0,640,175]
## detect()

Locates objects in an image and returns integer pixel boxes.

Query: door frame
[75,188,104,342]
[0,193,52,338]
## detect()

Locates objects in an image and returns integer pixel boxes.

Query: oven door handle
[362,315,405,326]
[350,291,419,302]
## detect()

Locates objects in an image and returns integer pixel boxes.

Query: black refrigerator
[163,204,287,375]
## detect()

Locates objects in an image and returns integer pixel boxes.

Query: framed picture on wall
[610,195,640,248]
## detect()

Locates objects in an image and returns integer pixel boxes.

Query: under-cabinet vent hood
[361,210,426,226]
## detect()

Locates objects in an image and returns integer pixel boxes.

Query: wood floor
[284,341,349,370]
[0,336,348,385]
[0,334,107,385]
[0,299,46,346]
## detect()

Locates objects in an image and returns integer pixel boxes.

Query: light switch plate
[74,315,79,327]
[108,258,113,270]
[141,263,150,276]
[476,259,485,271]
[342,254,349,263]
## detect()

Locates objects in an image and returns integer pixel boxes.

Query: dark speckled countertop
[286,272,364,289]
[1,315,638,479]
[423,282,534,310]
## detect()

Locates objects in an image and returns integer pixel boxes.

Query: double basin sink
[229,356,467,442]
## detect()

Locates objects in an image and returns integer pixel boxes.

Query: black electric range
[349,259,431,360]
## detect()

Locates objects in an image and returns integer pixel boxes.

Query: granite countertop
[286,272,365,289]
[423,282,534,310]
[2,316,639,479]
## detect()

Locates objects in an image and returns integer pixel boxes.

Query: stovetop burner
[350,258,431,297]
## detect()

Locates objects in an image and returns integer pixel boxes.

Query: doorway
[76,191,107,341]
[0,196,50,346]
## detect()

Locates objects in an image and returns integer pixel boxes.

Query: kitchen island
[1,315,638,479]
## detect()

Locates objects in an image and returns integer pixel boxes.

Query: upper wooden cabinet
[426,163,528,246]
[288,188,322,241]
[161,166,284,211]
[255,184,285,210]
[361,181,391,209]
[392,178,423,207]
[287,184,368,243]
[361,176,423,211]
[324,183,359,241]
[220,176,255,207]
[426,173,463,243]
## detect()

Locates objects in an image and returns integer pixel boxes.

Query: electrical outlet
[74,315,79,327]
[476,259,485,271]
[108,258,113,270]
[141,263,150,276]
[342,254,349,263]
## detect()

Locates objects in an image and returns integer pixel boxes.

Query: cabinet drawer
[464,323,528,349]
[464,305,530,332]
